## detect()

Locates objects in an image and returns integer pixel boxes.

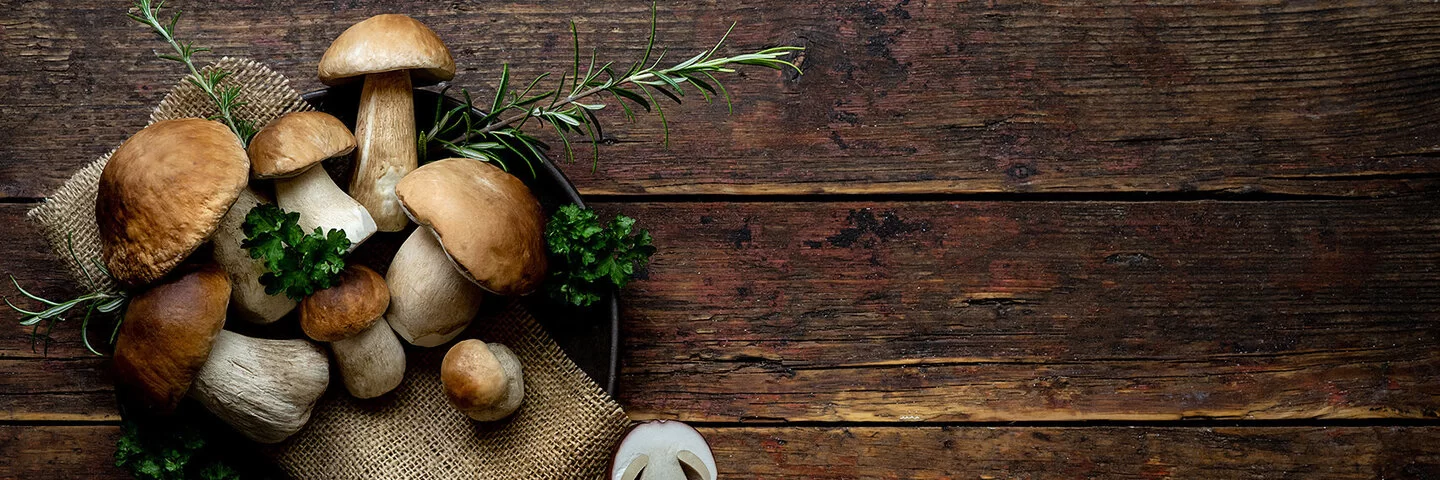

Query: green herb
[128,0,257,143]
[5,234,128,356]
[240,204,350,301]
[418,4,804,173]
[115,416,242,480]
[544,205,656,307]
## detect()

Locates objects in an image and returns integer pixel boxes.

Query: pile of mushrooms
[97,14,548,444]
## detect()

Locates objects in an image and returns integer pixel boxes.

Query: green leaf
[543,205,656,307]
[240,204,350,301]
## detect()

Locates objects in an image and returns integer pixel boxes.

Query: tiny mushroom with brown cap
[249,111,376,249]
[441,339,524,421]
[190,330,330,443]
[97,118,249,287]
[112,264,230,413]
[386,159,547,346]
[211,186,296,324]
[300,265,406,399]
[318,14,455,231]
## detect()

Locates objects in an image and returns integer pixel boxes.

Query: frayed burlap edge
[24,57,629,479]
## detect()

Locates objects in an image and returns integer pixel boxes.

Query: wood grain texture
[6,197,1438,423]
[4,425,1439,479]
[596,197,1440,422]
[5,1,1440,198]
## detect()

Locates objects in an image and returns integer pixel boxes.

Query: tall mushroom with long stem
[300,265,406,399]
[386,159,547,347]
[248,111,376,250]
[318,14,455,231]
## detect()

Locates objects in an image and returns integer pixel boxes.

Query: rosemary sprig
[5,235,128,356]
[128,0,257,143]
[418,5,803,172]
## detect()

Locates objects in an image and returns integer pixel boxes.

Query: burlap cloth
[27,58,629,479]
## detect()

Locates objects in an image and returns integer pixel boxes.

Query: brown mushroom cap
[317,14,455,86]
[300,265,391,342]
[97,119,249,287]
[113,264,231,413]
[248,112,357,179]
[441,340,524,421]
[395,159,547,296]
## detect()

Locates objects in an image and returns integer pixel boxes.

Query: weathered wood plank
[6,1,1440,198]
[5,197,1438,423]
[3,425,1438,479]
[596,197,1440,422]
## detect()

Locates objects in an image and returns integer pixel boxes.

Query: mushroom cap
[248,112,356,179]
[300,265,391,342]
[441,340,524,421]
[317,14,455,86]
[113,264,231,413]
[97,119,249,287]
[395,159,547,296]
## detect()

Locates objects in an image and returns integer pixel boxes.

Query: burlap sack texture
[27,57,629,479]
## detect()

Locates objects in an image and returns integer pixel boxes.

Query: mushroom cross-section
[112,264,231,413]
[300,265,406,399]
[97,118,249,287]
[318,14,455,231]
[610,420,718,480]
[441,339,524,421]
[248,111,376,250]
[386,159,546,347]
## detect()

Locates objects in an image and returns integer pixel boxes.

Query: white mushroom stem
[189,331,330,444]
[213,187,296,324]
[350,70,417,232]
[276,164,377,251]
[330,317,406,399]
[386,228,485,347]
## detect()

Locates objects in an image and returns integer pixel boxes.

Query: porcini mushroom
[610,421,718,480]
[441,339,524,421]
[112,264,230,413]
[300,265,405,399]
[98,118,249,286]
[386,159,546,346]
[248,111,376,250]
[211,186,296,324]
[318,14,455,231]
[189,331,330,443]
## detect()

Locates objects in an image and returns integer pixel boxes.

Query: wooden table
[4,1,1439,477]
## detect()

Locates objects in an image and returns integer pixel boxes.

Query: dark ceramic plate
[301,85,619,395]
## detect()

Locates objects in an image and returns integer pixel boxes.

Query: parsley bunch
[544,205,656,307]
[240,204,350,301]
[115,417,241,480]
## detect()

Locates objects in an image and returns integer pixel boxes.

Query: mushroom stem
[275,164,377,250]
[386,228,486,347]
[330,317,406,399]
[189,331,330,444]
[351,70,417,232]
[213,187,296,324]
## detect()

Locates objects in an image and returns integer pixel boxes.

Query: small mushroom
[610,421,718,480]
[248,111,376,250]
[98,119,249,286]
[112,264,230,413]
[318,14,455,231]
[211,186,296,324]
[188,330,330,444]
[300,265,405,399]
[386,158,546,346]
[441,339,523,421]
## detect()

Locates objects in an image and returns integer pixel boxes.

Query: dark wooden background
[4,1,1440,478]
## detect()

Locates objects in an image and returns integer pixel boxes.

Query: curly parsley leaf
[114,417,242,480]
[544,204,656,307]
[240,204,350,301]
